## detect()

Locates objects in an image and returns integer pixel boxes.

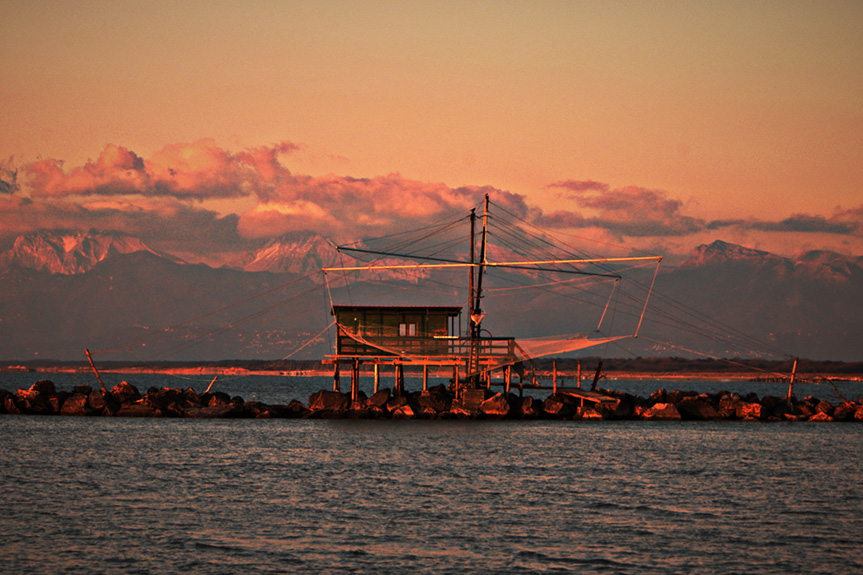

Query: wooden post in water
[787,357,799,405]
[333,362,340,392]
[505,365,511,394]
[84,348,107,394]
[552,360,557,394]
[577,361,582,388]
[422,365,429,392]
[351,358,360,402]
[591,359,603,391]
[394,364,404,396]
[454,364,460,400]
[373,363,380,394]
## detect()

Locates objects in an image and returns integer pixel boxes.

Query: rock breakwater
[3,379,863,422]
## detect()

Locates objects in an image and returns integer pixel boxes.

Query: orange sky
[2,0,861,262]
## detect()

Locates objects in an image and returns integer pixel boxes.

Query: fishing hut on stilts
[321,195,662,409]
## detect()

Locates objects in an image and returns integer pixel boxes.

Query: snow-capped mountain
[0,230,167,275]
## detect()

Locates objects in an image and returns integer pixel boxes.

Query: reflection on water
[1,414,862,574]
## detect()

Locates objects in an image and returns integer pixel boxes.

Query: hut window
[399,322,417,337]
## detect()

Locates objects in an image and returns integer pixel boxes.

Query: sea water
[1,372,862,574]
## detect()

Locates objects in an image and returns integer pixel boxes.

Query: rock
[391,404,415,419]
[480,393,511,419]
[207,391,233,407]
[4,394,22,414]
[718,394,742,418]
[815,400,833,415]
[29,380,56,397]
[116,401,161,417]
[577,406,605,420]
[543,395,572,419]
[417,391,451,414]
[809,411,833,422]
[285,399,310,418]
[449,404,478,419]
[73,384,93,395]
[89,391,119,415]
[184,404,243,418]
[677,398,721,420]
[853,405,863,422]
[609,393,636,419]
[736,402,763,420]
[110,381,141,404]
[385,395,409,414]
[366,389,391,409]
[514,396,541,419]
[183,387,202,407]
[59,394,95,416]
[640,402,682,421]
[145,387,186,415]
[831,402,855,422]
[648,388,667,405]
[308,390,349,412]
[15,389,54,415]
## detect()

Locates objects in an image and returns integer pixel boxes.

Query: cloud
[706,209,862,237]
[547,179,610,193]
[23,140,301,201]
[543,182,705,237]
[9,141,862,266]
[237,175,527,240]
[0,157,18,195]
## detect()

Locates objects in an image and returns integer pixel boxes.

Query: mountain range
[1,231,861,362]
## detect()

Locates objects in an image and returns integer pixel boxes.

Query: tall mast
[467,207,475,336]
[472,194,489,338]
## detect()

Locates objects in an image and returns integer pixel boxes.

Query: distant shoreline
[3,364,860,382]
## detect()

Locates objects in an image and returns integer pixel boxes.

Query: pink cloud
[547,179,610,193]
[24,140,301,201]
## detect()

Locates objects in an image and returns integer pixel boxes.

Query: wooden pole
[351,358,360,402]
[505,365,511,394]
[203,376,218,394]
[787,357,798,405]
[577,361,582,388]
[374,363,380,394]
[591,359,603,391]
[84,348,107,394]
[423,365,429,392]
[454,364,459,400]
[333,362,340,392]
[552,360,557,394]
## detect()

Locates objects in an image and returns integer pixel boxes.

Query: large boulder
[116,401,161,417]
[417,391,451,414]
[543,395,572,419]
[145,387,187,416]
[110,381,141,404]
[366,389,391,410]
[513,396,541,419]
[29,380,57,397]
[677,397,721,420]
[718,394,742,418]
[639,402,682,421]
[479,393,511,419]
[391,404,415,419]
[59,393,96,416]
[308,390,350,412]
[736,402,763,421]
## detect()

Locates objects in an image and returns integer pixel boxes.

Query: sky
[2,0,861,265]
